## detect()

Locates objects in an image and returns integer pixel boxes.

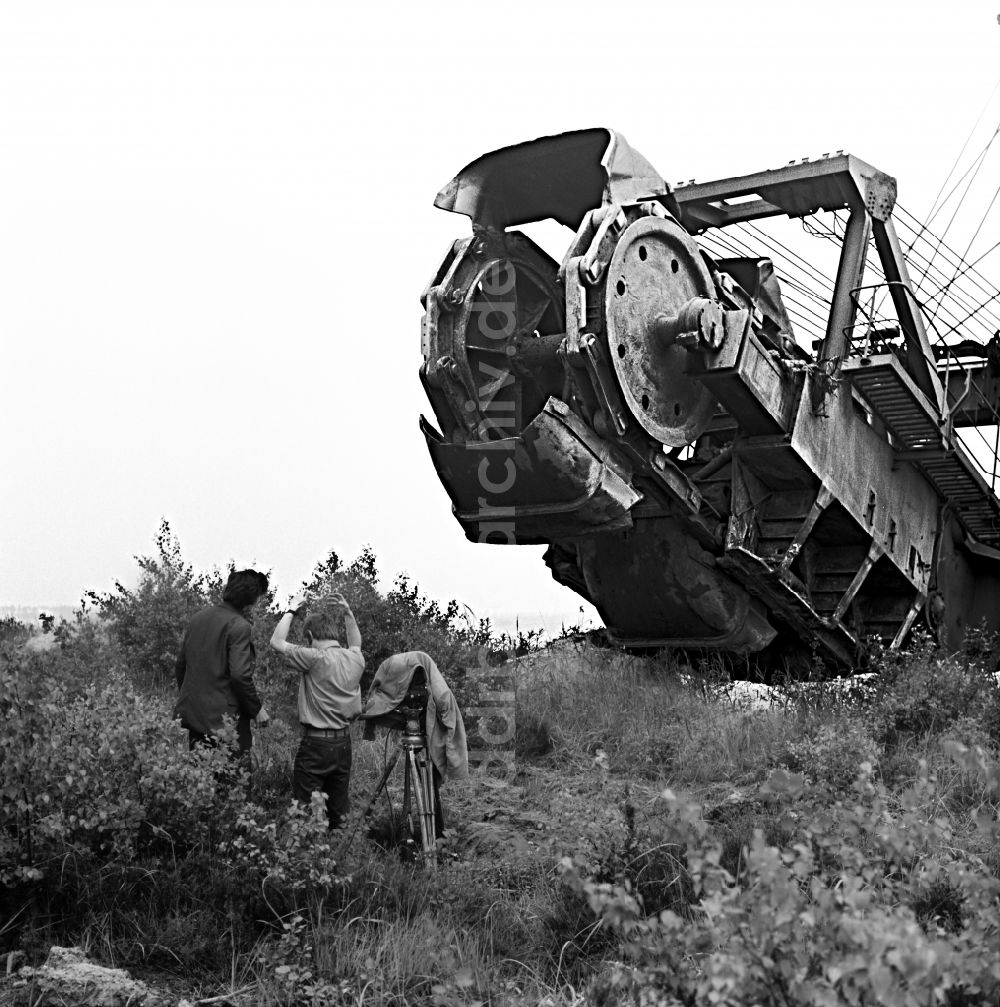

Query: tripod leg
[408,748,434,864]
[420,755,438,869]
[336,747,401,859]
[402,750,413,841]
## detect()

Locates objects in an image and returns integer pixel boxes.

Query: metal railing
[846,282,1000,494]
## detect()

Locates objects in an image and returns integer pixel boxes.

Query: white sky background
[2,0,999,632]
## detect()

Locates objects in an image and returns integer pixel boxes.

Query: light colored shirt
[282,643,365,729]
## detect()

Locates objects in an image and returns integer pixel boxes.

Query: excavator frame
[420,129,1000,669]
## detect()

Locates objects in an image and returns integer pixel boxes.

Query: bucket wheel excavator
[420,128,1000,669]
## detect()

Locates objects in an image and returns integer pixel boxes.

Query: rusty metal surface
[605,215,719,446]
[571,518,777,652]
[420,128,1000,669]
[421,398,641,543]
[672,154,897,229]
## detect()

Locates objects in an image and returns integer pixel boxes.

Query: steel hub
[606,215,719,446]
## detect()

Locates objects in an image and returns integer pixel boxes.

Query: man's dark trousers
[293,734,352,828]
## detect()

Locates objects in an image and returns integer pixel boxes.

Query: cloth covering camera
[361,651,469,781]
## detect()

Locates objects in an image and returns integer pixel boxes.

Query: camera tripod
[342,671,442,867]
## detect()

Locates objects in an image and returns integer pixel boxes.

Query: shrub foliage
[566,749,1000,1006]
[84,519,227,686]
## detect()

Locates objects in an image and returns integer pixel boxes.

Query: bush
[867,632,1000,746]
[780,717,879,793]
[297,545,514,680]
[0,656,248,885]
[84,519,228,686]
[0,616,32,647]
[77,523,521,718]
[0,649,363,977]
[566,746,1000,1007]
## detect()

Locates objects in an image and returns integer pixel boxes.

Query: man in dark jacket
[175,569,271,754]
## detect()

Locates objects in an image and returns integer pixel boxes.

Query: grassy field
[3,629,1000,1006]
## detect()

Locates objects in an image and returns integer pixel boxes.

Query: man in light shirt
[270,590,364,828]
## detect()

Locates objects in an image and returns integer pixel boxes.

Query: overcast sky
[2,0,999,631]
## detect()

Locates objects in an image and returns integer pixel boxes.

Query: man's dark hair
[223,569,269,608]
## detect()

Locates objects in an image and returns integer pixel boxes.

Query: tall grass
[515,643,801,787]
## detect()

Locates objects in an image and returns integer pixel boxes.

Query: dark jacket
[174,603,262,736]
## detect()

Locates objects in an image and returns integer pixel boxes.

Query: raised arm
[334,592,362,651]
[270,591,307,655]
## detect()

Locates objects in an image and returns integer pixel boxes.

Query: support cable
[698,230,830,334]
[924,124,1000,296]
[898,205,1000,303]
[918,71,1000,236]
